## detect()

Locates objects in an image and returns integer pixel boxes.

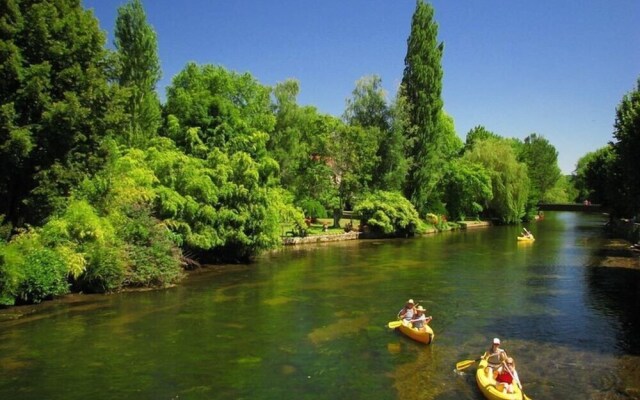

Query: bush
[17,248,69,304]
[79,243,126,293]
[0,243,22,306]
[0,215,11,243]
[0,228,63,305]
[119,206,183,287]
[354,191,423,236]
[298,198,327,219]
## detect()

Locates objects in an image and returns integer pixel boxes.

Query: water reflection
[1,213,639,399]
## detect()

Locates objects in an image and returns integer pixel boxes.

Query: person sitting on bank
[410,305,432,332]
[482,337,508,377]
[398,299,416,325]
[495,357,521,394]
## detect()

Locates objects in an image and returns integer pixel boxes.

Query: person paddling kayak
[397,299,416,325]
[410,305,432,332]
[482,337,508,378]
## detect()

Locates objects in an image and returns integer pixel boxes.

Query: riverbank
[608,218,640,244]
[598,218,640,270]
[595,238,640,270]
[281,220,491,246]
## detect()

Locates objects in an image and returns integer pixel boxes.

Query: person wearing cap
[495,357,521,394]
[409,305,433,332]
[397,299,416,325]
[482,338,508,378]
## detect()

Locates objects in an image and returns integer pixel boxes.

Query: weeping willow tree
[464,138,529,223]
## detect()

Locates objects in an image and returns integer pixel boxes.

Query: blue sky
[82,0,639,174]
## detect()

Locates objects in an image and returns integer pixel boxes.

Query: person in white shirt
[482,337,508,378]
[397,299,416,325]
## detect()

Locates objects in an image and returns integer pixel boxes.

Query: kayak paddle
[456,358,481,371]
[387,320,403,329]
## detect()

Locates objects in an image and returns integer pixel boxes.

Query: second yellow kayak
[476,359,530,400]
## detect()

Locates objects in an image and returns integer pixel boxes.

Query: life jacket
[399,307,415,321]
[486,348,506,366]
[496,369,513,384]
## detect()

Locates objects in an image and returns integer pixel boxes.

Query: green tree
[269,79,305,188]
[520,133,561,202]
[343,75,389,132]
[464,125,502,151]
[378,89,410,191]
[328,123,379,223]
[0,0,117,226]
[401,0,446,215]
[164,63,275,157]
[574,149,601,202]
[610,77,640,218]
[270,97,340,216]
[114,0,162,147]
[354,191,423,236]
[343,75,408,192]
[438,110,463,157]
[543,175,575,203]
[86,138,284,262]
[438,159,492,221]
[464,138,529,223]
[574,146,617,207]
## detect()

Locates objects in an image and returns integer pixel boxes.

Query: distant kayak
[517,235,535,241]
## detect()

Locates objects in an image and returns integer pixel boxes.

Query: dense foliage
[574,77,640,219]
[520,134,561,202]
[610,78,640,218]
[401,1,463,215]
[354,191,423,236]
[438,159,492,221]
[0,0,119,226]
[464,138,529,224]
[114,0,162,147]
[0,0,607,306]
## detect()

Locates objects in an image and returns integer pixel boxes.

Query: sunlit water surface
[1,212,639,399]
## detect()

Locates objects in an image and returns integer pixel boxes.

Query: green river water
[1,212,639,399]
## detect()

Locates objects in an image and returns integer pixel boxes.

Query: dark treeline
[1,0,637,306]
[572,79,640,219]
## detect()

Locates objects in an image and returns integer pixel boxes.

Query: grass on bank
[281,217,464,237]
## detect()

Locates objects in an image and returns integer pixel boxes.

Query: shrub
[354,191,423,236]
[79,243,126,293]
[298,198,327,219]
[0,229,69,305]
[0,215,11,243]
[0,243,22,306]
[118,206,183,287]
[17,248,69,304]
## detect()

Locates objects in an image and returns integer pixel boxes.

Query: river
[1,212,639,399]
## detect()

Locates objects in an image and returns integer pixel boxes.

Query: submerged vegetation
[0,0,637,306]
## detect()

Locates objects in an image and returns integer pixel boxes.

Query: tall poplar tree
[114,0,161,147]
[401,0,445,215]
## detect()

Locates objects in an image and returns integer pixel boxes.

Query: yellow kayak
[517,235,535,241]
[476,359,530,400]
[396,322,434,344]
